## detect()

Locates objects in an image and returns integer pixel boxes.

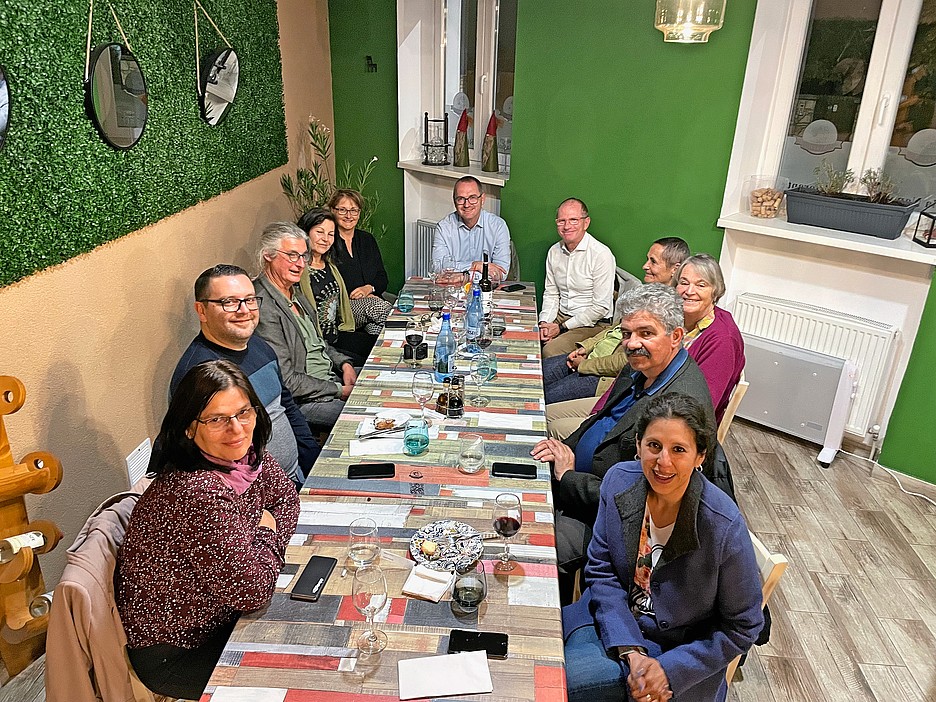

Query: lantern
[655,0,727,43]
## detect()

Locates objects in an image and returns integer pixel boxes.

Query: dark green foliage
[0,0,287,287]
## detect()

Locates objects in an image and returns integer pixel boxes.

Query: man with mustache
[531,284,715,601]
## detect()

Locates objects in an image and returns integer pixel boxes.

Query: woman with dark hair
[327,189,392,329]
[563,392,762,702]
[117,360,299,700]
[297,207,377,364]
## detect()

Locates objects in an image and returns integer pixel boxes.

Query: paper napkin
[398,650,493,700]
[401,564,455,602]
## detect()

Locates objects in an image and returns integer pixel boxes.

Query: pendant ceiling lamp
[655,0,727,43]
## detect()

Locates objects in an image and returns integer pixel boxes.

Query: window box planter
[785,186,918,240]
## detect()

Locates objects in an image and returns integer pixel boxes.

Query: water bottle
[465,288,483,354]
[434,312,457,382]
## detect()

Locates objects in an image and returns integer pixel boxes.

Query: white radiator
[733,293,900,438]
[407,219,437,278]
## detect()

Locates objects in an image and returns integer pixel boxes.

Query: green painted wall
[502,0,756,295]
[328,0,405,293]
[879,273,936,483]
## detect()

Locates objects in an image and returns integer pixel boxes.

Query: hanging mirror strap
[194,0,233,96]
[85,0,134,82]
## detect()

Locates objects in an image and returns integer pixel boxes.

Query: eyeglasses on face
[276,249,311,263]
[334,206,361,216]
[195,406,259,431]
[556,217,585,227]
[454,194,481,206]
[199,296,263,313]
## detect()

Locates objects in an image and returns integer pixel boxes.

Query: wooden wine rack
[0,376,63,676]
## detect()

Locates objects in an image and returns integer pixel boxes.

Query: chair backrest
[725,531,789,684]
[507,239,520,282]
[612,267,642,322]
[717,374,749,444]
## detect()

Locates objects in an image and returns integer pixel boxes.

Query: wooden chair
[717,374,749,444]
[725,532,789,684]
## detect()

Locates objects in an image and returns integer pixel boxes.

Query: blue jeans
[542,355,601,404]
[565,624,631,702]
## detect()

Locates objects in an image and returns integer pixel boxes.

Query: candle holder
[913,204,936,248]
[422,112,450,166]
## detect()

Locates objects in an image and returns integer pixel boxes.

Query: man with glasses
[539,198,616,358]
[170,264,319,488]
[432,175,511,279]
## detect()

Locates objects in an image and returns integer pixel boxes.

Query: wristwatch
[618,645,647,659]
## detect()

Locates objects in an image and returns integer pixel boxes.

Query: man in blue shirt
[432,176,511,279]
[531,284,715,599]
[171,264,320,489]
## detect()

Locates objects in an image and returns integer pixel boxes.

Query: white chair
[725,532,789,684]
[717,374,749,444]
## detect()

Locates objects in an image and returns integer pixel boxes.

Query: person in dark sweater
[118,360,299,700]
[171,264,319,488]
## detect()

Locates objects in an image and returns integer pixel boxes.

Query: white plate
[409,520,483,572]
[356,409,412,436]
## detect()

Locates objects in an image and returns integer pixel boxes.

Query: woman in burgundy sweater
[675,254,745,423]
[117,360,299,699]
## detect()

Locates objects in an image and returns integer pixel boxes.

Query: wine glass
[405,320,424,367]
[429,288,445,316]
[457,434,485,474]
[349,518,380,569]
[476,319,493,353]
[452,561,487,614]
[493,493,522,572]
[412,371,435,419]
[442,255,457,277]
[352,565,389,654]
[444,285,461,312]
[469,354,493,407]
[430,259,444,284]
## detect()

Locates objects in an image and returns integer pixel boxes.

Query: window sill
[397,159,508,187]
[717,212,936,267]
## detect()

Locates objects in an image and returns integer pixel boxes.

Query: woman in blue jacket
[563,393,763,702]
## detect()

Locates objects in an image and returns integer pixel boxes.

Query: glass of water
[452,561,487,614]
[349,518,380,568]
[458,433,485,474]
[403,417,430,456]
[397,290,415,313]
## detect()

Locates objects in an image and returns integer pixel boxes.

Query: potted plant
[785,161,918,240]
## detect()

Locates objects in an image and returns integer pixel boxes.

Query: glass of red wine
[405,320,424,367]
[492,493,522,572]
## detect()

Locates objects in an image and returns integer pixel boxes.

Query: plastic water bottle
[434,312,457,382]
[465,288,483,354]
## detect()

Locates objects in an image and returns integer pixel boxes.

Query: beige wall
[0,0,334,586]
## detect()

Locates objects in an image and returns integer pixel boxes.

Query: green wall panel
[0,0,286,287]
[503,0,756,294]
[328,0,405,293]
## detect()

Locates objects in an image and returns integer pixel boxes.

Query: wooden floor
[4,420,936,701]
[724,420,936,702]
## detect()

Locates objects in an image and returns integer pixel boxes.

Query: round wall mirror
[85,43,148,150]
[200,48,239,126]
[0,65,9,151]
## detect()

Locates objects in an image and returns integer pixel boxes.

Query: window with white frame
[723,0,936,214]
[443,0,517,167]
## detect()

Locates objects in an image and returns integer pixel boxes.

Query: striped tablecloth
[201,278,566,702]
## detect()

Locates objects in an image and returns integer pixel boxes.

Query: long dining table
[200,278,567,702]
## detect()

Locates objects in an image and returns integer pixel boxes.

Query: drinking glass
[490,314,507,337]
[397,290,415,313]
[476,319,493,352]
[452,561,487,613]
[493,493,522,572]
[469,354,493,407]
[403,417,430,456]
[405,320,424,367]
[444,285,461,312]
[430,259,444,284]
[352,565,389,654]
[349,518,380,568]
[458,434,485,474]
[412,371,435,419]
[442,255,457,276]
[428,288,445,315]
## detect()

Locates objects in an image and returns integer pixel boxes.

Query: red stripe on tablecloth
[534,664,568,702]
[337,596,405,622]
[523,492,547,502]
[528,532,556,547]
[239,652,341,671]
[479,560,557,578]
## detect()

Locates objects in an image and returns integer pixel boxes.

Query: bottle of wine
[479,253,493,317]
[433,312,457,382]
[0,531,45,564]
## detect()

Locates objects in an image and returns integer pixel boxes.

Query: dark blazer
[558,353,714,524]
[334,228,390,297]
[253,274,354,404]
[563,463,763,701]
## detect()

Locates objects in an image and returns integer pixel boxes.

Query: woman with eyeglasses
[297,206,383,366]
[117,360,299,699]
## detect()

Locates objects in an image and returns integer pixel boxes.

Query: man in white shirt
[539,198,617,358]
[432,176,511,279]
